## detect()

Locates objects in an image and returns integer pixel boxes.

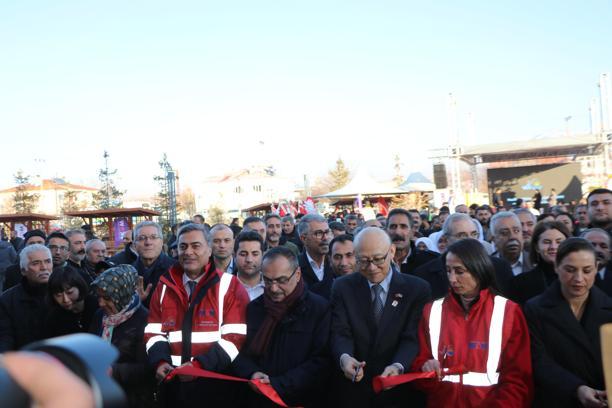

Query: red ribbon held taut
[372,366,467,394]
[165,365,295,407]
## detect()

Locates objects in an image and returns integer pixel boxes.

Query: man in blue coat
[233,246,331,407]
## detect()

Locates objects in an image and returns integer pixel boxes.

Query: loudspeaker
[433,164,448,189]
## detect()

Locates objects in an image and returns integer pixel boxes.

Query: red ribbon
[164,365,294,407]
[372,371,437,393]
[372,367,467,394]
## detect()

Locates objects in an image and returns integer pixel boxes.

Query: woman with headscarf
[415,237,439,253]
[90,264,154,407]
[525,238,612,407]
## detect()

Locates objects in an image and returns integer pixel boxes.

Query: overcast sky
[1,1,611,196]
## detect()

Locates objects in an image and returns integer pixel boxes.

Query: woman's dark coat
[44,294,98,338]
[90,305,154,407]
[524,280,612,407]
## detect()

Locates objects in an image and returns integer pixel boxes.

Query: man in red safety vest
[144,223,249,407]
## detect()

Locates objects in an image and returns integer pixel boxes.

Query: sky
[1,0,611,197]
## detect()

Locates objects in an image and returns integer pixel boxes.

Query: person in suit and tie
[297,214,335,299]
[524,238,612,407]
[490,211,533,277]
[581,228,612,297]
[330,227,431,407]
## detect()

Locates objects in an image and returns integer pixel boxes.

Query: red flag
[377,197,389,216]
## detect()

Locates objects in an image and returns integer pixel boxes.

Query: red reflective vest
[411,289,533,407]
[144,263,249,368]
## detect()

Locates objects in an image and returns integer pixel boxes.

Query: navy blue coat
[232,290,331,407]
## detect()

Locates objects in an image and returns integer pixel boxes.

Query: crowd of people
[0,187,610,407]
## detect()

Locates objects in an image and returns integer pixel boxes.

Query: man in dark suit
[414,213,514,299]
[385,208,439,275]
[582,228,612,296]
[490,211,533,276]
[297,214,335,299]
[330,227,430,407]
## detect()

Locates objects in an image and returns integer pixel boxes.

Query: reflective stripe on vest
[171,355,182,366]
[168,330,222,344]
[428,295,507,386]
[146,335,167,353]
[144,323,163,334]
[160,284,167,305]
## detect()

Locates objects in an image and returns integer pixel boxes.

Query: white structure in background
[0,178,97,214]
[600,73,612,132]
[195,166,298,216]
[590,98,601,134]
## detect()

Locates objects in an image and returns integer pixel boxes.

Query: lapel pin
[392,300,399,307]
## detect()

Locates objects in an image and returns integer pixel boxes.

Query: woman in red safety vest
[411,238,533,407]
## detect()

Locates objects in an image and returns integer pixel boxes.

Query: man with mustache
[0,244,53,351]
[386,208,438,276]
[297,214,335,299]
[491,212,532,277]
[264,214,299,256]
[582,228,612,296]
[65,229,88,281]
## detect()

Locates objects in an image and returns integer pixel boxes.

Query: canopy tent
[64,208,160,253]
[399,172,436,192]
[316,169,406,199]
[0,213,59,234]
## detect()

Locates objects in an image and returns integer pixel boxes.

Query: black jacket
[132,253,177,307]
[2,262,22,292]
[508,262,557,305]
[524,281,612,407]
[298,252,335,300]
[109,243,138,266]
[399,243,439,275]
[330,268,431,407]
[413,255,513,300]
[0,277,48,351]
[90,305,154,408]
[594,261,612,297]
[232,291,331,407]
[43,294,99,339]
[282,229,303,252]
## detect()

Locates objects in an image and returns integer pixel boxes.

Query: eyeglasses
[48,244,69,252]
[310,229,333,239]
[263,268,298,286]
[136,235,161,242]
[357,251,390,268]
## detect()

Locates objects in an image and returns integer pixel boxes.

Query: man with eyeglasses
[297,214,335,299]
[233,246,331,407]
[330,227,430,407]
[46,232,72,268]
[490,212,532,277]
[132,220,177,307]
[414,213,514,299]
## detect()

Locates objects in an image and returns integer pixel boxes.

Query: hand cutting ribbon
[164,365,296,407]
[372,367,467,394]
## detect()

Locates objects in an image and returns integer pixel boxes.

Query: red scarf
[248,278,305,356]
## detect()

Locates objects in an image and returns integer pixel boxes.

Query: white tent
[399,172,436,192]
[316,169,405,199]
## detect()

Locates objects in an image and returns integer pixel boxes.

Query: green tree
[153,154,180,234]
[327,157,351,191]
[208,205,226,224]
[12,171,40,214]
[61,190,87,228]
[92,151,124,209]
[179,187,196,219]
